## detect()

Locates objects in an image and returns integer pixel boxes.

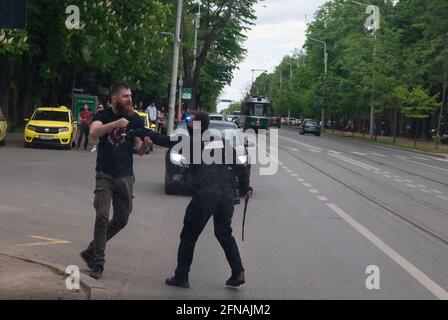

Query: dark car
[300,119,321,136]
[270,117,281,128]
[165,121,251,195]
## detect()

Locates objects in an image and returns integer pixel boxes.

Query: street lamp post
[310,38,328,131]
[166,0,183,136]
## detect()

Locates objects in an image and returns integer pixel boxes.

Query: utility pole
[310,38,327,132]
[193,2,201,71]
[167,0,183,135]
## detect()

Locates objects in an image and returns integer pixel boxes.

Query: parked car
[165,121,251,195]
[209,113,225,121]
[0,108,7,145]
[270,116,281,128]
[300,119,321,136]
[23,106,78,149]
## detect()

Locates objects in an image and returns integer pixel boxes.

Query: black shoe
[89,267,103,280]
[80,250,95,270]
[226,271,245,287]
[165,275,190,289]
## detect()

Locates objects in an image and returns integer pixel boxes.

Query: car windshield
[307,121,319,126]
[32,110,69,122]
[175,123,243,147]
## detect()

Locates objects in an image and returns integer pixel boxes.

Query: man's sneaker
[80,250,95,270]
[165,275,190,289]
[91,146,96,152]
[89,267,103,280]
[226,271,245,287]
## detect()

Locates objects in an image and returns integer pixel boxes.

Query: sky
[217,0,328,112]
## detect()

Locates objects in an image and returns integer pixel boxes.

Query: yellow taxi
[0,108,7,145]
[136,111,157,131]
[135,111,157,153]
[24,106,78,149]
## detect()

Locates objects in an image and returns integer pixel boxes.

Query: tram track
[272,140,448,247]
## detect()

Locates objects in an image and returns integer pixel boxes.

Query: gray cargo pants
[86,172,135,269]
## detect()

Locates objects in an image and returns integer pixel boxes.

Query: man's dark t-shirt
[92,108,144,177]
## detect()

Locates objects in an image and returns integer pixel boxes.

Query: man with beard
[80,83,152,279]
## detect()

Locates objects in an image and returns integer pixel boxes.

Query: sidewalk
[0,254,87,300]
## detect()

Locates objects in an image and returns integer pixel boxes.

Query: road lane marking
[297,178,305,182]
[291,174,298,177]
[326,203,448,300]
[278,135,323,152]
[16,236,71,247]
[351,152,367,156]
[328,152,381,171]
[371,152,386,157]
[288,147,299,152]
[416,184,427,189]
[404,179,413,183]
[420,189,431,193]
[394,179,403,183]
[414,156,430,161]
[437,195,448,200]
[317,196,328,201]
[400,158,448,173]
[393,175,401,178]
[383,171,391,175]
[431,189,442,194]
[303,183,313,188]
[286,170,293,173]
[383,175,392,178]
[309,189,319,194]
[406,184,417,188]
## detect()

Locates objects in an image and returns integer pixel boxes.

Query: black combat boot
[165,274,190,289]
[89,266,104,280]
[80,250,95,270]
[226,271,245,287]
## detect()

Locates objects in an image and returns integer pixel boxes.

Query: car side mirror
[24,118,29,122]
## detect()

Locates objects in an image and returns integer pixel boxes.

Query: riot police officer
[139,110,253,288]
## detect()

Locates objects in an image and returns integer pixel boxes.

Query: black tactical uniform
[138,116,251,287]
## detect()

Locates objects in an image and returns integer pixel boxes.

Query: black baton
[242,197,249,241]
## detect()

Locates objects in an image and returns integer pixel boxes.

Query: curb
[0,252,106,300]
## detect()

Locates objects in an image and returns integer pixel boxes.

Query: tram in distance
[241,96,273,132]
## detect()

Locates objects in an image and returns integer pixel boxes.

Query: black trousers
[175,186,244,277]
[86,172,135,269]
[77,126,90,149]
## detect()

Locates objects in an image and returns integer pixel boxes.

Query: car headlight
[170,152,187,165]
[59,127,70,133]
[27,125,37,132]
[237,155,248,164]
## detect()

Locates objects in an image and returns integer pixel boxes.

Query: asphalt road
[0,130,447,299]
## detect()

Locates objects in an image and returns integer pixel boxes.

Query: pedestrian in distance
[90,104,104,152]
[77,104,93,150]
[146,102,158,126]
[80,83,152,280]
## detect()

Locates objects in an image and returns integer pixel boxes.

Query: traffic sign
[182,88,192,100]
